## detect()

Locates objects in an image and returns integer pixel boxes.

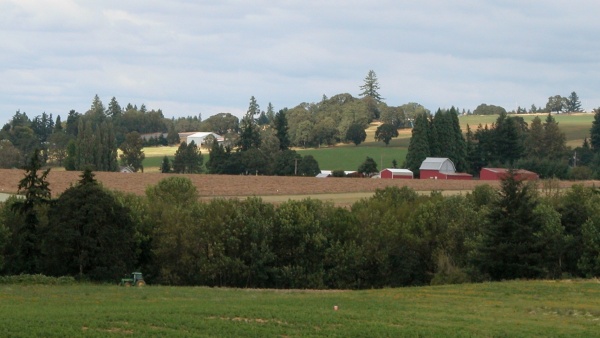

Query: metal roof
[419,157,456,173]
[381,168,413,174]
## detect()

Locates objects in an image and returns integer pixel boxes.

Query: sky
[1,0,600,124]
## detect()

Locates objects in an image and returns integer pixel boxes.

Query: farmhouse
[380,168,413,179]
[480,168,539,181]
[419,157,473,180]
[186,132,224,147]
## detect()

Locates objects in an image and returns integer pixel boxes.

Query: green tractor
[120,272,145,287]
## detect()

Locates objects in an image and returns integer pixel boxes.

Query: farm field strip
[2,280,600,337]
[2,169,599,206]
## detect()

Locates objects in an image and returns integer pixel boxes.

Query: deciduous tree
[345,123,366,146]
[375,123,398,146]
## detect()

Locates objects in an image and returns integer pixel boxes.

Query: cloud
[1,0,599,124]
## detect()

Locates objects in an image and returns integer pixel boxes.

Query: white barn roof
[186,132,223,145]
[419,157,456,173]
[381,168,413,174]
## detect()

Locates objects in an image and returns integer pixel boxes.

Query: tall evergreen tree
[172,141,203,173]
[566,91,582,112]
[404,112,430,175]
[524,116,544,158]
[160,155,171,173]
[448,107,468,172]
[238,96,261,151]
[206,139,228,174]
[476,171,542,280]
[493,113,524,165]
[266,102,276,123]
[274,109,290,151]
[6,149,51,274]
[107,97,122,119]
[359,70,383,103]
[590,108,600,153]
[542,113,567,160]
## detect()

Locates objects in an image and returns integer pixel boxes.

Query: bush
[331,170,346,177]
[569,166,594,180]
[0,274,76,285]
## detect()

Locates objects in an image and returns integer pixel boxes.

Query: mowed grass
[2,280,600,337]
[297,145,408,171]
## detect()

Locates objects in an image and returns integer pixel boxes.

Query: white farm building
[186,132,224,147]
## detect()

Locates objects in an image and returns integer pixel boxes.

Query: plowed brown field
[1,169,598,200]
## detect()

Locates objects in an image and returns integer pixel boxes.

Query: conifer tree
[476,171,542,280]
[590,108,600,153]
[404,112,430,175]
[6,149,51,274]
[359,70,383,103]
[160,155,171,173]
[274,109,290,151]
[542,113,567,160]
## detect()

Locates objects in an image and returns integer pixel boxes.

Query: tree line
[2,155,600,287]
[405,108,600,180]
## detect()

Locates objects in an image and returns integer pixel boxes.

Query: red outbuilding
[479,168,539,181]
[419,157,473,180]
[380,168,414,179]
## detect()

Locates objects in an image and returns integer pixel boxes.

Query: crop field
[2,279,600,337]
[2,169,599,207]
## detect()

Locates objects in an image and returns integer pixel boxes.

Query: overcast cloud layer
[1,0,599,123]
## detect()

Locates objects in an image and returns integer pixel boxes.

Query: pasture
[459,113,594,147]
[2,280,600,337]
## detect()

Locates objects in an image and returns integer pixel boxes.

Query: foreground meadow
[1,280,600,337]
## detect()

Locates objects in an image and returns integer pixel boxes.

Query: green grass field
[2,280,600,337]
[141,114,595,172]
[297,145,408,171]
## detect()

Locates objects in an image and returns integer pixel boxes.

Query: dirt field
[2,169,598,200]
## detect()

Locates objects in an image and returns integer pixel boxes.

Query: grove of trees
[2,167,600,288]
[405,108,600,180]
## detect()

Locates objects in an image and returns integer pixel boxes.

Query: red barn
[419,157,473,180]
[380,168,414,179]
[480,168,539,181]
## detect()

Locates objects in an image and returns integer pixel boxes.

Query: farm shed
[380,168,413,179]
[480,168,539,181]
[316,170,332,178]
[419,157,473,180]
[186,132,224,147]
